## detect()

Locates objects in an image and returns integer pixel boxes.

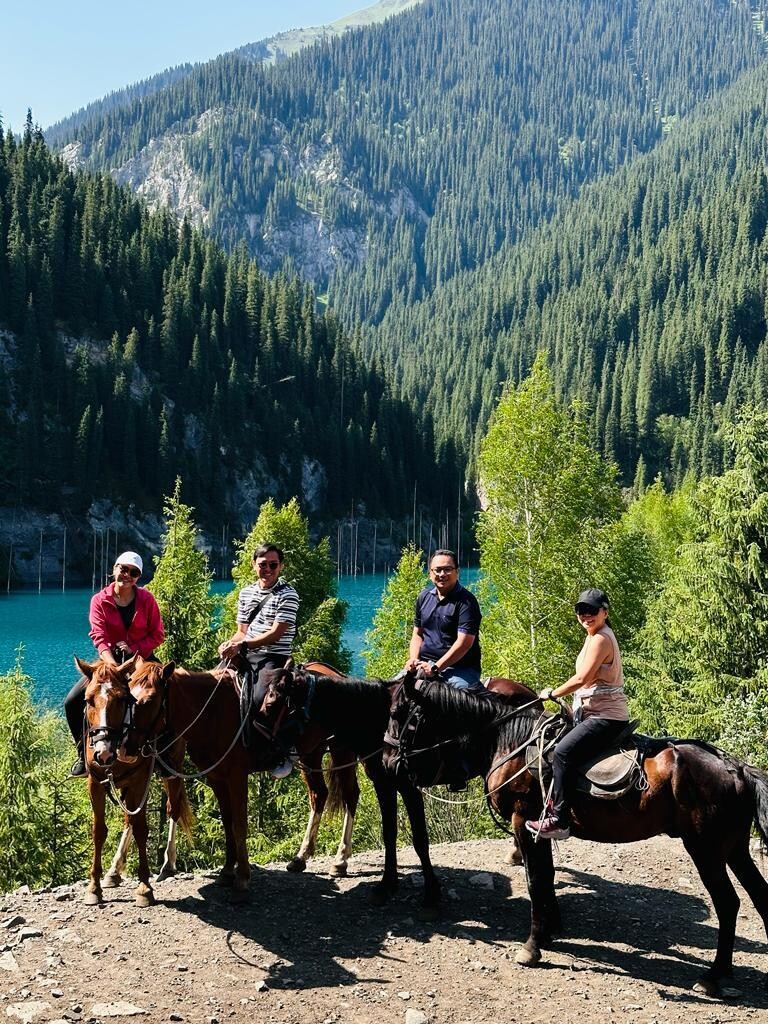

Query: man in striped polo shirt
[218,543,300,776]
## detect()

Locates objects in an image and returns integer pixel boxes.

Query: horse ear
[162,662,176,681]
[285,657,294,671]
[403,669,418,696]
[75,656,95,679]
[119,654,137,675]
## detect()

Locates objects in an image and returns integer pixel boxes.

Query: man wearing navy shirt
[405,549,482,691]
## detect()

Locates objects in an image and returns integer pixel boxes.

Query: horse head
[382,670,442,782]
[259,660,309,728]
[75,656,136,769]
[122,657,175,757]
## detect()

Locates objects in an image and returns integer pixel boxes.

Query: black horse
[260,664,441,914]
[383,673,768,997]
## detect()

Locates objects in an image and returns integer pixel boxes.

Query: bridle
[87,682,167,764]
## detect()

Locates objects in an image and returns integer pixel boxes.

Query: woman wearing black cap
[525,588,629,840]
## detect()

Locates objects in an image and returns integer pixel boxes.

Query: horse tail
[173,784,196,838]
[326,752,358,818]
[743,765,768,848]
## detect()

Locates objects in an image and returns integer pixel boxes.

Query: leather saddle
[526,719,648,800]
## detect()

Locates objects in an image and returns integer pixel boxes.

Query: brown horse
[75,657,193,907]
[383,674,768,997]
[124,657,361,894]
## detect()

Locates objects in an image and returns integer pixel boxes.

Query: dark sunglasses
[576,604,601,616]
[117,565,141,578]
[256,560,280,570]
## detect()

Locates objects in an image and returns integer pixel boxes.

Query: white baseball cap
[115,551,143,574]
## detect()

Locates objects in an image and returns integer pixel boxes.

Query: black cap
[575,588,609,613]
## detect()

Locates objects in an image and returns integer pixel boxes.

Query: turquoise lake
[0,571,477,706]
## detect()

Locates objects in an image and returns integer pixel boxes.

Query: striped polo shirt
[236,578,300,657]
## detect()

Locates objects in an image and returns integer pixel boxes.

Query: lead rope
[103,754,156,817]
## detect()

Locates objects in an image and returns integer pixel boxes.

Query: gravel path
[1,836,767,1023]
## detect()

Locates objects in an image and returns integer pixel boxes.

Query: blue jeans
[441,666,482,692]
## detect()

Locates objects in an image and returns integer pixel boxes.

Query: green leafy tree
[364,545,426,678]
[476,356,624,685]
[633,408,768,739]
[148,478,217,668]
[222,497,349,668]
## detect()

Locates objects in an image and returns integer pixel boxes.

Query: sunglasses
[116,565,141,578]
[576,605,601,616]
[256,560,280,570]
[431,566,457,574]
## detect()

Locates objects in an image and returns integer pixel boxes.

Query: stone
[90,1003,148,1017]
[397,991,411,1000]
[15,929,42,943]
[255,981,268,993]
[405,1011,429,1024]
[468,872,495,889]
[170,1015,184,1022]
[5,1002,51,1023]
[0,952,19,972]
[1,917,25,931]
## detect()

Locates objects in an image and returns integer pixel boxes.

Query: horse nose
[94,746,115,766]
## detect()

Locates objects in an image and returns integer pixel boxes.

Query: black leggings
[551,716,628,823]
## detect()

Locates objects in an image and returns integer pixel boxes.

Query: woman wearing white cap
[525,588,629,841]
[64,551,165,777]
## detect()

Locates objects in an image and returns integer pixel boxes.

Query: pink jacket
[89,584,164,659]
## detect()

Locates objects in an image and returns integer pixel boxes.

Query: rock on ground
[0,837,766,1023]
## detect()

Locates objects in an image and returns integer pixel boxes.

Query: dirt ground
[1,835,767,1024]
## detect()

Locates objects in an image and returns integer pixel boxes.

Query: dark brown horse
[75,657,193,907]
[124,657,361,894]
[383,674,768,997]
[260,664,449,913]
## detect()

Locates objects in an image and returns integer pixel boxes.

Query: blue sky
[1,1,365,131]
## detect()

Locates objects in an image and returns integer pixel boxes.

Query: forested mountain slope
[53,0,764,319]
[365,60,768,486]
[44,1,421,143]
[0,124,444,524]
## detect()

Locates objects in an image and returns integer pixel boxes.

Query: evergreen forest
[45,0,768,487]
[0,120,448,523]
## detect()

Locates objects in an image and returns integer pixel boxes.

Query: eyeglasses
[117,565,141,578]
[256,560,280,570]
[431,566,457,575]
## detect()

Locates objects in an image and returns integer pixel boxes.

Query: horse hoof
[693,979,741,1000]
[83,890,102,906]
[330,862,347,878]
[215,871,235,888]
[504,848,523,867]
[515,945,542,967]
[102,872,122,889]
[155,866,177,883]
[285,857,307,873]
[418,904,440,922]
[135,891,155,908]
[370,884,396,907]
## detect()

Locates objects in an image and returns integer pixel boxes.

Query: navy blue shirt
[414,582,482,671]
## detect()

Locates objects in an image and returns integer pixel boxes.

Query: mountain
[45,1,422,140]
[0,122,447,533]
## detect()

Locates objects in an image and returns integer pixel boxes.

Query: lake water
[0,573,480,706]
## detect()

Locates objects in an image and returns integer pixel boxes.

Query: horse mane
[305,672,392,742]
[418,681,545,755]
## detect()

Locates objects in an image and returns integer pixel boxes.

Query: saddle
[526,720,648,800]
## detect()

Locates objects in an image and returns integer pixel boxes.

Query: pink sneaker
[525,814,570,840]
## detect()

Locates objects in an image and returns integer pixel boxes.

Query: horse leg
[208,778,237,886]
[684,838,741,997]
[156,777,187,881]
[398,779,440,917]
[131,805,155,908]
[504,837,523,867]
[287,749,327,873]
[330,763,360,878]
[514,817,557,966]
[370,771,399,905]
[727,841,768,937]
[103,822,133,887]
[228,773,251,899]
[85,775,108,905]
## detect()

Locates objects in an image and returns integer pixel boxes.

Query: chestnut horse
[384,674,768,997]
[125,657,361,895]
[75,657,193,907]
